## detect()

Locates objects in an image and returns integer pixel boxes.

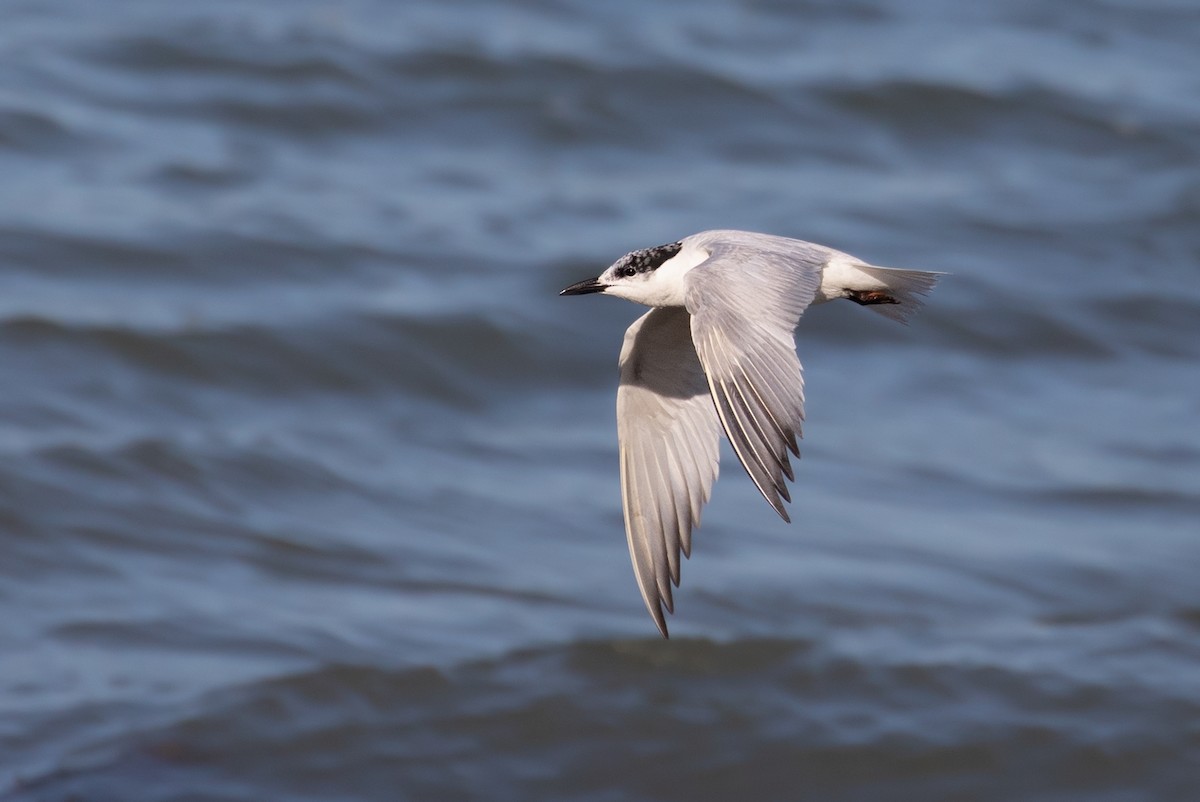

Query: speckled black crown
[617,241,683,275]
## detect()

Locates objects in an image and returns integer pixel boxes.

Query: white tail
[851,264,944,324]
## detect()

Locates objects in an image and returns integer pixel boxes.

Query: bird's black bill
[559,277,605,296]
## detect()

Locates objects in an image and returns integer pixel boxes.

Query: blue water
[2,1,1199,799]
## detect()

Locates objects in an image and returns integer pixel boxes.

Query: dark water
[2,1,1199,799]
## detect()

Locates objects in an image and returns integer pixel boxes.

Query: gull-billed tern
[560,229,942,637]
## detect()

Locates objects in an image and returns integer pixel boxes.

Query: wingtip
[651,607,670,639]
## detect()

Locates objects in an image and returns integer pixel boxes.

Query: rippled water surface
[2,1,1199,799]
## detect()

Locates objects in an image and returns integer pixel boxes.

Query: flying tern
[561,229,941,637]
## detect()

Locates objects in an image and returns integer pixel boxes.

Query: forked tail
[849,264,943,324]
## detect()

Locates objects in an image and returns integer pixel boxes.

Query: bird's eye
[620,266,637,278]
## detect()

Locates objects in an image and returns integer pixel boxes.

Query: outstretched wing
[617,307,721,638]
[684,233,825,520]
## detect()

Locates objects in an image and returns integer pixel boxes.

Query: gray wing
[617,306,721,638]
[684,234,825,521]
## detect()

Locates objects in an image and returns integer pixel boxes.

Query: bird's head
[560,241,696,307]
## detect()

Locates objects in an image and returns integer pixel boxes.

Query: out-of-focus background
[2,1,1198,799]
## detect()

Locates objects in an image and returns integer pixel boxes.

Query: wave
[0,306,563,403]
[8,635,1198,801]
